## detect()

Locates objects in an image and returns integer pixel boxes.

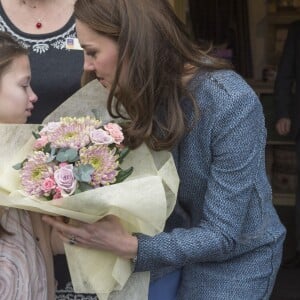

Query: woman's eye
[86,51,96,57]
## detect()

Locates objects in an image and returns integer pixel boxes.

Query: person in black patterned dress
[0,0,83,123]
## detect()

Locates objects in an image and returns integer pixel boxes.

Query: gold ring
[69,235,77,245]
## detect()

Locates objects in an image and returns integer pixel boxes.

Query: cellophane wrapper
[0,80,179,300]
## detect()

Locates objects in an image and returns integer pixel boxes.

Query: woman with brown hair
[43,1,286,299]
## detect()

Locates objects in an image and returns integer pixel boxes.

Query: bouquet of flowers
[14,116,133,200]
[0,80,179,300]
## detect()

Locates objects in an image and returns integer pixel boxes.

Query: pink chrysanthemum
[46,116,101,150]
[20,151,54,197]
[79,145,119,186]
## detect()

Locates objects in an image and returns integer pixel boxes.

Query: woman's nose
[83,57,95,71]
[83,62,95,71]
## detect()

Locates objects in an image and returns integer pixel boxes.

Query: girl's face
[76,20,119,90]
[0,55,37,124]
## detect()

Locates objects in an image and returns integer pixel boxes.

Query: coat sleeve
[134,78,269,273]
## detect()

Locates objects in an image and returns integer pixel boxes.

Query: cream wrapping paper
[0,80,179,300]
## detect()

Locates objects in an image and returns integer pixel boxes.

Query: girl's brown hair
[0,31,28,79]
[75,0,230,150]
[0,31,28,237]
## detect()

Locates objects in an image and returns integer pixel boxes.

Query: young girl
[0,31,56,300]
[0,32,37,123]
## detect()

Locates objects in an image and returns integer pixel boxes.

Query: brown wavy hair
[0,31,28,80]
[0,31,28,237]
[75,0,231,150]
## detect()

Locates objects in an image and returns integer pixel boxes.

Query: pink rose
[54,164,77,195]
[53,187,62,199]
[90,128,114,145]
[33,136,48,149]
[59,162,68,167]
[41,177,56,193]
[104,123,124,144]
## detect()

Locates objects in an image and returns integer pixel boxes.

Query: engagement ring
[69,235,77,245]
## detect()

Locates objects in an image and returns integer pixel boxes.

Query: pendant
[36,22,42,29]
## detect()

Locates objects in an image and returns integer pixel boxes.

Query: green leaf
[12,162,23,170]
[91,109,101,121]
[46,147,57,163]
[56,148,79,163]
[118,147,130,163]
[38,125,44,132]
[65,149,79,162]
[56,150,68,162]
[46,156,55,163]
[115,167,134,183]
[74,164,94,183]
[43,142,52,154]
[32,131,41,139]
[74,188,82,194]
[12,159,28,170]
[77,182,94,192]
[50,147,57,157]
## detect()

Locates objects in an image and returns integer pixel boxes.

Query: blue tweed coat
[134,70,286,300]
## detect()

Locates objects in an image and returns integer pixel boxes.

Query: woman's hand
[42,215,138,259]
[275,117,291,136]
